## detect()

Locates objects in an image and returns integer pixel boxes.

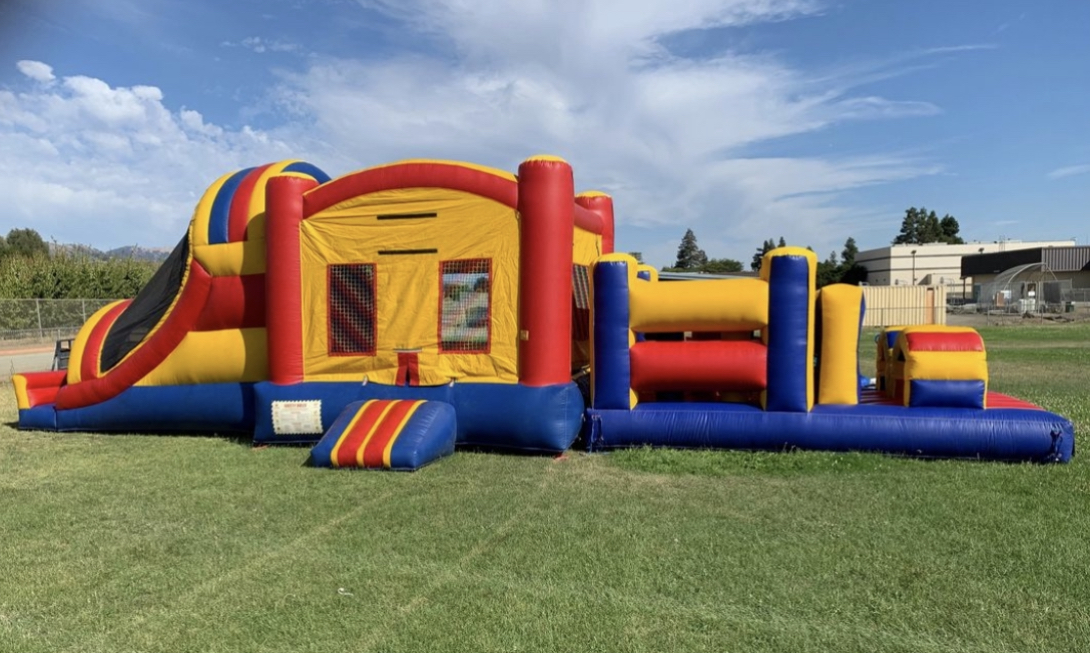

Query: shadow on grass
[600,445,1038,478]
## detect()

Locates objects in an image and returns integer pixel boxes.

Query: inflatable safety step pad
[310,400,456,471]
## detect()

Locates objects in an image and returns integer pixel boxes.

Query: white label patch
[272,400,323,435]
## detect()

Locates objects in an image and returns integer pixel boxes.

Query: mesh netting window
[572,264,591,341]
[440,259,491,353]
[328,264,376,355]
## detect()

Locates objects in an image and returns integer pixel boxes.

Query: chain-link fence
[966,283,1090,315]
[0,298,120,344]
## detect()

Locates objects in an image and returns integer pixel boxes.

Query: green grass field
[2,324,1089,652]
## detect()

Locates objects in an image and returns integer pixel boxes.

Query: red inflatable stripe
[859,389,1041,411]
[335,400,394,467]
[227,164,272,243]
[397,352,420,386]
[986,392,1043,411]
[630,340,767,392]
[361,400,418,467]
[56,262,213,410]
[80,300,131,381]
[19,370,67,407]
[304,162,518,216]
[194,274,266,331]
[904,331,984,353]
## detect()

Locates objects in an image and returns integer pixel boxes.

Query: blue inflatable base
[19,383,256,434]
[20,381,583,454]
[254,380,584,453]
[587,402,1074,463]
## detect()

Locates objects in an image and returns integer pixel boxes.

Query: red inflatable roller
[630,340,767,393]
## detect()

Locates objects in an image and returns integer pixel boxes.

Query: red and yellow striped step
[310,399,457,471]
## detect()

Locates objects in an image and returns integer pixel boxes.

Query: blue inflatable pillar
[592,257,633,410]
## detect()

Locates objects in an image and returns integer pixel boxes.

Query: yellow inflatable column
[816,284,864,405]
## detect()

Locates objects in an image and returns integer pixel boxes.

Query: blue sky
[0,0,1087,267]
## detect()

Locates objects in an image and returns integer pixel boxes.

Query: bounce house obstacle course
[11,155,1075,466]
[586,253,1073,462]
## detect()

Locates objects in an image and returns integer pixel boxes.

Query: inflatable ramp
[310,400,456,471]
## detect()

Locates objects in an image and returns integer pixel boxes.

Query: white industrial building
[855,240,1076,296]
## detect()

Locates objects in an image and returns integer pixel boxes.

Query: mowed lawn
[2,324,1089,653]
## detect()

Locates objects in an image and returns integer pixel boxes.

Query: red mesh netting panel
[571,264,591,341]
[328,264,376,355]
[440,259,491,353]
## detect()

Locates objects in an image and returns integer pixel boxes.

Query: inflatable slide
[12,155,1075,465]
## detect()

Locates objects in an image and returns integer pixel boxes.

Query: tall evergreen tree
[893,208,921,244]
[751,238,778,271]
[841,237,858,268]
[939,215,964,244]
[673,229,707,269]
[816,251,841,288]
[838,236,868,285]
[894,208,966,245]
[919,209,941,243]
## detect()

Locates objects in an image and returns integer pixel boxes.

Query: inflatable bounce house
[12,156,1075,469]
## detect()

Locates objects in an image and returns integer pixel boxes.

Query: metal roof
[658,271,759,281]
[1043,246,1090,272]
[961,246,1090,277]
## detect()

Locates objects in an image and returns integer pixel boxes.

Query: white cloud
[0,64,327,248]
[16,60,55,84]
[2,1,969,263]
[222,37,302,54]
[1047,164,1090,180]
[268,0,952,264]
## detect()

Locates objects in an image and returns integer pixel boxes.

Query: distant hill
[49,243,172,263]
[104,245,173,262]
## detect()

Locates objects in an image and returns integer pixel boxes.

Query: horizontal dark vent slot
[376,212,438,220]
[378,249,439,256]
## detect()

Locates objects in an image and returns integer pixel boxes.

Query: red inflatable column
[575,191,615,254]
[266,175,319,385]
[518,156,575,386]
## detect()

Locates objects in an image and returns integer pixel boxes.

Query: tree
[0,251,159,299]
[919,209,941,243]
[751,238,777,271]
[5,228,48,258]
[838,236,868,285]
[627,252,644,263]
[893,207,964,245]
[777,236,787,248]
[939,215,964,244]
[673,229,708,270]
[841,237,858,268]
[816,251,841,288]
[700,258,744,274]
[893,207,922,245]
